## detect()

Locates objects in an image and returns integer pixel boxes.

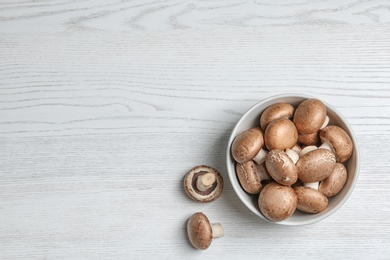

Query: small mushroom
[236,161,270,194]
[294,99,327,134]
[265,149,298,186]
[294,185,328,213]
[296,149,336,182]
[258,182,297,222]
[231,127,264,163]
[319,125,353,163]
[184,165,223,203]
[264,118,298,150]
[187,212,223,250]
[319,163,348,197]
[260,103,295,130]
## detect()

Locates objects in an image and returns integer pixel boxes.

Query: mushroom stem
[291,144,302,155]
[319,141,333,152]
[211,223,224,238]
[253,148,268,165]
[299,145,318,157]
[196,173,216,191]
[304,182,319,190]
[257,163,271,181]
[320,116,330,130]
[285,148,299,164]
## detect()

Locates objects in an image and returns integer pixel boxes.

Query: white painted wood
[1,0,390,259]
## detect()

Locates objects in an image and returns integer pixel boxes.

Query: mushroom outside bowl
[226,94,359,225]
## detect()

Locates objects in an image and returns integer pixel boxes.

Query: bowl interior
[226,94,359,225]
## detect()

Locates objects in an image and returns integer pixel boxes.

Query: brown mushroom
[236,161,270,194]
[319,125,353,163]
[294,99,327,134]
[264,118,298,150]
[187,212,223,250]
[231,127,264,163]
[265,149,298,186]
[319,163,348,197]
[296,148,336,182]
[260,103,295,130]
[258,182,297,222]
[184,165,223,203]
[294,186,328,213]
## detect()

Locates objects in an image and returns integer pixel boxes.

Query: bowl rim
[226,93,360,225]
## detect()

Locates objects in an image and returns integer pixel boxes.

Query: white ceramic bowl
[226,94,359,225]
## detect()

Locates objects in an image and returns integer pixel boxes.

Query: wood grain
[1,0,390,259]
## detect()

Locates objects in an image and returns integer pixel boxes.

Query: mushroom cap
[264,118,298,150]
[184,165,223,203]
[294,186,328,213]
[231,127,264,163]
[319,163,348,197]
[258,182,297,222]
[265,149,298,186]
[236,161,269,194]
[294,99,327,134]
[298,131,320,146]
[260,103,295,130]
[187,212,213,250]
[296,148,336,182]
[319,125,353,163]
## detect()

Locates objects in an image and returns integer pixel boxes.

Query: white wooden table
[1,0,390,259]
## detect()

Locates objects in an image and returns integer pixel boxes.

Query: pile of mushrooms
[231,99,353,222]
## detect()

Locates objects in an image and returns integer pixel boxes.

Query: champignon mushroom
[296,148,336,182]
[236,161,270,194]
[294,185,328,213]
[265,149,298,186]
[264,118,298,150]
[231,127,264,163]
[294,99,327,134]
[319,125,353,163]
[187,212,223,250]
[260,103,295,130]
[184,165,223,203]
[319,163,348,197]
[258,182,297,222]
